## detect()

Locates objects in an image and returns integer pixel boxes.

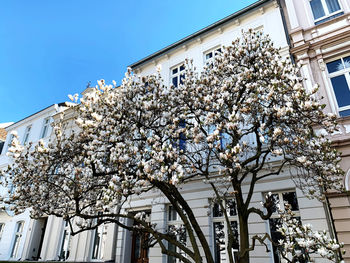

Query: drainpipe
[276,0,296,65]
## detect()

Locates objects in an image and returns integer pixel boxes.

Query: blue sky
[0,0,256,123]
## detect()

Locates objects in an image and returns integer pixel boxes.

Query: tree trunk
[238,213,250,263]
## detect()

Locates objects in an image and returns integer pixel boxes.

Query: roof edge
[129,0,272,69]
[7,102,67,130]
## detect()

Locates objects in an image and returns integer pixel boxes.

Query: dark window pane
[269,218,283,263]
[325,0,340,13]
[206,52,213,60]
[179,119,186,151]
[216,48,222,53]
[168,206,177,221]
[230,221,239,249]
[213,202,223,217]
[339,109,350,117]
[270,194,280,213]
[227,200,237,216]
[344,56,350,68]
[327,59,343,73]
[172,68,178,74]
[282,192,299,211]
[310,0,325,19]
[92,229,100,259]
[172,77,178,88]
[213,222,225,263]
[330,75,350,107]
[315,11,343,25]
[180,65,185,71]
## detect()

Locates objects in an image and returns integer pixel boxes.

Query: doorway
[130,211,151,263]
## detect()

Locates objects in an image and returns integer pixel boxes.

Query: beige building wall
[282,0,350,261]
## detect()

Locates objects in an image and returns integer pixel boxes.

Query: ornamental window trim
[325,54,350,117]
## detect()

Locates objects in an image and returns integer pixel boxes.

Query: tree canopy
[3,30,345,263]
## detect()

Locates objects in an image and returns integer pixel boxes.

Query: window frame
[326,55,350,117]
[167,205,187,263]
[0,223,4,242]
[211,199,239,263]
[309,0,343,25]
[91,223,107,261]
[59,220,72,261]
[170,63,185,88]
[10,221,24,259]
[22,125,32,145]
[5,133,15,153]
[40,117,50,139]
[266,190,300,263]
[203,46,222,65]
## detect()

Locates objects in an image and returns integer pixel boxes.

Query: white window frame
[91,223,107,261]
[326,55,350,117]
[5,133,15,153]
[170,63,185,88]
[0,223,4,242]
[203,46,222,65]
[266,190,300,263]
[211,199,239,263]
[11,221,24,259]
[309,0,343,24]
[40,117,50,139]
[59,220,72,261]
[167,205,187,263]
[22,125,32,145]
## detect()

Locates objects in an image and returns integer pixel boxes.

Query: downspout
[276,0,296,65]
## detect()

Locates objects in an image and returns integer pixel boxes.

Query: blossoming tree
[3,30,345,263]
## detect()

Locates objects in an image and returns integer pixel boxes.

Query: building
[110,0,337,262]
[0,103,66,261]
[1,0,348,262]
[281,0,350,261]
[0,123,13,156]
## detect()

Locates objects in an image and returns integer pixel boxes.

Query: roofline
[7,102,67,129]
[129,0,272,69]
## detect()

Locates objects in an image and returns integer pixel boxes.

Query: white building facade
[1,0,346,262]
[0,103,66,261]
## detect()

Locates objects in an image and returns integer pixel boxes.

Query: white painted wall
[0,104,65,261]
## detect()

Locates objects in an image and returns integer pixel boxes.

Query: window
[326,55,350,117]
[59,220,71,261]
[4,133,15,153]
[207,125,230,150]
[310,0,342,25]
[91,224,107,260]
[172,120,186,151]
[11,221,24,258]
[212,199,239,263]
[23,125,32,145]
[40,118,50,139]
[0,223,4,242]
[267,191,300,263]
[179,120,186,151]
[167,206,187,263]
[204,47,222,64]
[171,64,185,88]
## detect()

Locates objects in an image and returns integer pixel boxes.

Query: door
[130,231,149,263]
